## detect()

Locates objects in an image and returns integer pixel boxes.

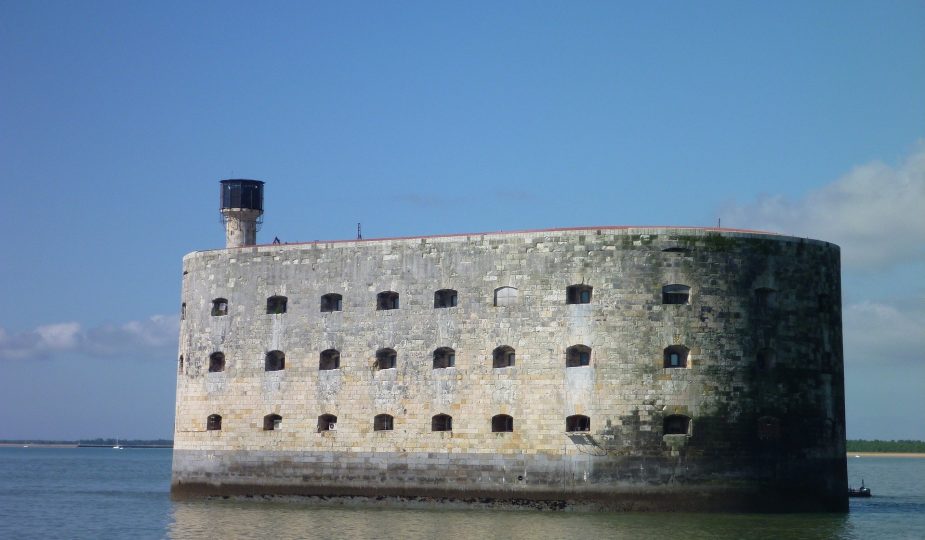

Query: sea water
[0,448,922,540]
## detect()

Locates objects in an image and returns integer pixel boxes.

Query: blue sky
[1,1,923,440]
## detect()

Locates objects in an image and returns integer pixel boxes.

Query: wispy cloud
[0,315,178,361]
[843,300,925,366]
[721,142,925,271]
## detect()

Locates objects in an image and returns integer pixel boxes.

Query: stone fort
[171,179,848,511]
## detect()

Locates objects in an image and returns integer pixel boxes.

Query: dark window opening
[433,347,455,369]
[566,285,592,304]
[318,414,337,432]
[662,284,691,305]
[207,414,222,431]
[178,355,184,374]
[432,414,452,432]
[663,345,689,368]
[566,345,591,367]
[320,293,343,312]
[374,414,394,431]
[756,348,775,370]
[664,415,691,435]
[265,350,285,371]
[263,414,282,431]
[491,414,514,433]
[494,286,518,307]
[662,247,692,254]
[208,352,225,373]
[493,346,515,368]
[211,298,228,317]
[181,302,186,320]
[266,295,287,314]
[377,291,399,310]
[320,349,340,371]
[755,287,776,311]
[434,289,458,308]
[566,415,590,432]
[375,348,396,370]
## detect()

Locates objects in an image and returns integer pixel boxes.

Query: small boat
[848,479,871,498]
[113,439,124,450]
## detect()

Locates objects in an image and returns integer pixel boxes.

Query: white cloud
[0,315,179,361]
[722,143,925,270]
[843,300,925,366]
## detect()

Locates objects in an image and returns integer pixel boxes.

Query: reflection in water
[168,499,852,540]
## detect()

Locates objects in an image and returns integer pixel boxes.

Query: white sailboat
[113,438,124,450]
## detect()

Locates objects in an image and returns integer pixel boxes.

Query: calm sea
[0,448,922,540]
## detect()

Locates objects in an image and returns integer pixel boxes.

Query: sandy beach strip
[848,452,925,458]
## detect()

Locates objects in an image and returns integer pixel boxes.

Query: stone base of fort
[171,449,848,513]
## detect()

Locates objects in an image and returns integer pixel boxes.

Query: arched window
[317,414,337,432]
[494,286,518,307]
[433,347,455,369]
[211,298,228,316]
[755,287,776,311]
[320,349,340,371]
[566,285,592,304]
[434,289,458,308]
[376,291,399,310]
[265,350,285,371]
[756,348,775,370]
[566,415,590,432]
[663,345,689,368]
[207,414,222,431]
[566,345,591,367]
[493,346,515,368]
[263,414,282,431]
[662,284,691,305]
[374,414,394,431]
[266,295,287,314]
[375,348,396,370]
[491,414,514,433]
[663,415,691,435]
[320,293,342,312]
[208,352,225,373]
[431,414,452,432]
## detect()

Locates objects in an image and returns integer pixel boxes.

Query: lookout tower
[220,179,264,248]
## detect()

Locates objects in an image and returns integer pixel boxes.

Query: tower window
[207,414,222,431]
[374,414,394,431]
[566,415,590,432]
[756,348,775,370]
[318,414,337,432]
[755,287,776,311]
[263,414,282,431]
[377,291,399,310]
[375,348,396,370]
[433,347,456,369]
[566,285,592,304]
[178,355,184,374]
[662,284,691,305]
[211,298,228,316]
[266,295,287,314]
[434,289,458,308]
[320,293,343,312]
[491,414,514,433]
[320,349,340,371]
[493,346,515,368]
[663,345,689,368]
[566,345,591,367]
[265,350,285,371]
[432,414,452,432]
[663,415,691,435]
[494,286,519,307]
[208,352,225,373]
[181,302,186,320]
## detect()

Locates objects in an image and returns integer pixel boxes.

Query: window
[263,414,282,431]
[493,346,515,368]
[755,287,776,311]
[433,347,455,369]
[207,414,222,431]
[265,350,285,371]
[320,349,340,371]
[491,414,514,433]
[566,285,592,304]
[211,298,228,316]
[374,414,394,431]
[320,293,342,312]
[663,345,689,368]
[663,415,691,435]
[662,247,691,254]
[662,284,691,305]
[375,348,396,370]
[434,289,458,308]
[377,291,399,310]
[181,302,186,320]
[566,415,590,432]
[566,345,591,367]
[432,414,452,432]
[208,352,225,373]
[756,348,775,370]
[178,355,184,374]
[317,414,337,432]
[266,295,287,314]
[494,286,518,307]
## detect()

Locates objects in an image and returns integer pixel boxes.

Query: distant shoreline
[0,443,172,449]
[848,452,925,458]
